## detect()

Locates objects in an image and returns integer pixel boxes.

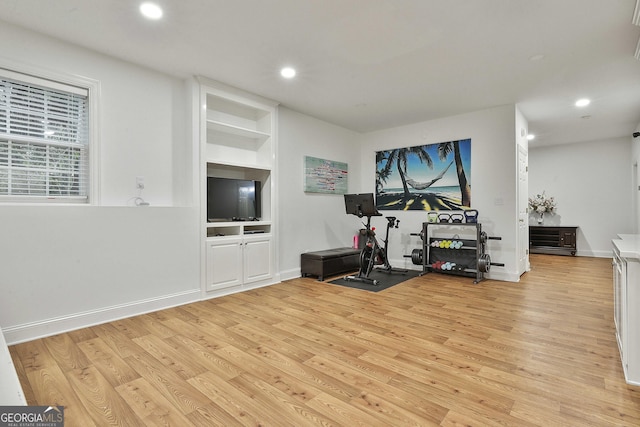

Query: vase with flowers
[528,191,556,224]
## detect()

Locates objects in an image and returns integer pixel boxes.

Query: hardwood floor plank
[187,371,280,427]
[124,351,211,415]
[184,403,245,427]
[214,344,326,403]
[362,350,514,415]
[349,388,441,427]
[76,337,141,387]
[160,334,243,381]
[42,333,92,371]
[228,372,337,426]
[90,323,146,359]
[227,321,316,363]
[132,313,179,339]
[392,374,540,427]
[66,365,146,426]
[116,377,197,426]
[306,391,390,427]
[14,340,98,427]
[132,334,209,380]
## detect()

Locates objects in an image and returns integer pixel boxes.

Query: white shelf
[206,220,271,227]
[207,119,270,139]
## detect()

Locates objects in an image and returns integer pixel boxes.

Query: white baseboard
[280,267,301,281]
[577,250,612,258]
[3,289,201,345]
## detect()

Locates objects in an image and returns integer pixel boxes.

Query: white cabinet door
[613,250,625,359]
[626,258,640,384]
[206,238,243,292]
[243,235,272,284]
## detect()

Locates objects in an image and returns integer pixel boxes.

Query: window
[0,69,90,202]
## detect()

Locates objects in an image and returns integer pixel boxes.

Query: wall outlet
[136,176,145,190]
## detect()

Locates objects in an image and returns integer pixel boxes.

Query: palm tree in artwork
[375,151,391,194]
[379,146,433,201]
[438,140,471,207]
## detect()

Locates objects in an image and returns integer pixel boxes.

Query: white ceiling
[1,0,639,146]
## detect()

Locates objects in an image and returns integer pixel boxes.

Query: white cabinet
[205,232,273,292]
[612,237,640,386]
[197,77,279,296]
[243,234,273,283]
[206,237,242,291]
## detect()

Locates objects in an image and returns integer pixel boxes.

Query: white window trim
[0,60,100,205]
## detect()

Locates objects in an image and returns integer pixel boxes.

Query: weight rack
[406,221,503,284]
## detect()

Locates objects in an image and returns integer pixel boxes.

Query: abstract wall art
[304,156,348,194]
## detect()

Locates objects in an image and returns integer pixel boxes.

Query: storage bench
[301,247,360,281]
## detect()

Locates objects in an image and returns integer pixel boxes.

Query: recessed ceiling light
[280,67,296,79]
[527,134,535,140]
[140,2,163,20]
[575,98,591,107]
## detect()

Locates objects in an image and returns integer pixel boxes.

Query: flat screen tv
[207,177,261,221]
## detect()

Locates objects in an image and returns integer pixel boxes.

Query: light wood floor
[10,254,640,426]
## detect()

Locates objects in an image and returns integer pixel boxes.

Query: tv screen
[207,177,261,221]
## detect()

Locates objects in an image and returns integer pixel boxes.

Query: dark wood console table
[529,226,578,256]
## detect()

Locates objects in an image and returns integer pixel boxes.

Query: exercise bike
[343,193,407,286]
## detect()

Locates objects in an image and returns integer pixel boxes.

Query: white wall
[528,137,633,257]
[0,23,190,207]
[633,125,640,234]
[360,105,522,282]
[0,23,200,343]
[277,107,362,279]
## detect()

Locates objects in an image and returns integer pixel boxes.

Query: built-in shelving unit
[197,77,279,296]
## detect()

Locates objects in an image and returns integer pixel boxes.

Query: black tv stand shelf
[529,225,577,256]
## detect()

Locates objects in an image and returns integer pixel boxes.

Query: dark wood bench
[301,247,360,281]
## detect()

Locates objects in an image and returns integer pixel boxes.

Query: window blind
[0,73,89,201]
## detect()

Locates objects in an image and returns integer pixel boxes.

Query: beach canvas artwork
[375,139,471,211]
